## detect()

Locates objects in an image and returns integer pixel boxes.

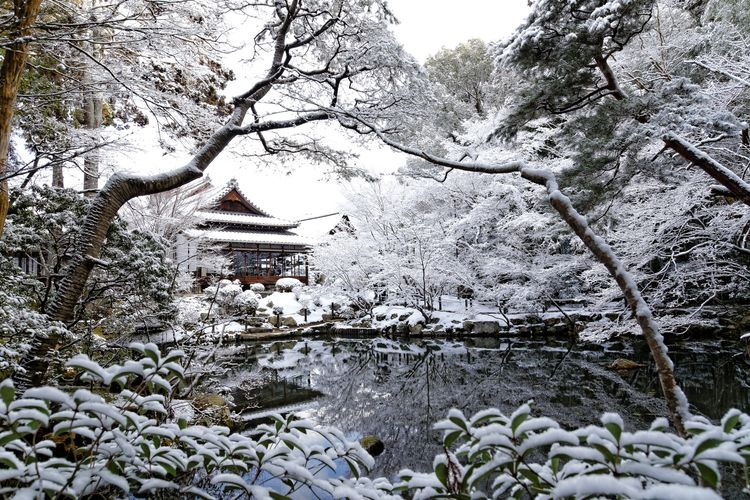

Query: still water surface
[219,336,750,478]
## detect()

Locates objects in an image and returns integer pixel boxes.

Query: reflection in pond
[219,336,750,478]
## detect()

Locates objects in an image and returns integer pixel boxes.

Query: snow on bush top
[275,278,303,292]
[235,290,260,311]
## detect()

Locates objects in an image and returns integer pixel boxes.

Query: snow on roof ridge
[202,209,296,223]
[185,228,312,247]
[208,178,275,218]
[194,210,299,227]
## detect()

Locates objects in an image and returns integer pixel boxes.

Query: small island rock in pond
[360,435,385,457]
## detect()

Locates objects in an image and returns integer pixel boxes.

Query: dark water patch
[629,340,750,420]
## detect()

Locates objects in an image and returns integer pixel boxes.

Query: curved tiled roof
[184,229,311,247]
[206,178,276,217]
[194,210,299,229]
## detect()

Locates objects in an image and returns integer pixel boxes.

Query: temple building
[176,179,311,286]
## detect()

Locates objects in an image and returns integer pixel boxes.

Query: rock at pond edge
[360,435,385,457]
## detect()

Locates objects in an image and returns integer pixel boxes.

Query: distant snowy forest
[0,0,749,498]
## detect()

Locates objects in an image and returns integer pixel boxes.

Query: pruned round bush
[203,285,217,298]
[275,277,303,292]
[235,290,260,315]
[216,282,242,306]
[250,283,266,293]
[204,280,242,309]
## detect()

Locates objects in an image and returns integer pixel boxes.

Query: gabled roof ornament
[208,179,273,217]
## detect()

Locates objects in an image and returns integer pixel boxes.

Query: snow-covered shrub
[175,296,206,326]
[0,343,385,498]
[396,404,748,499]
[3,343,749,498]
[275,277,303,292]
[235,290,260,315]
[340,305,356,320]
[204,279,242,310]
[0,257,71,377]
[218,282,242,305]
[250,283,266,293]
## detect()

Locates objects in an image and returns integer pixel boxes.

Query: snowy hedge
[275,277,303,292]
[234,290,260,314]
[2,346,749,498]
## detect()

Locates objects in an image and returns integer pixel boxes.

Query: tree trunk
[82,94,103,193]
[82,0,103,194]
[0,0,44,239]
[52,164,64,188]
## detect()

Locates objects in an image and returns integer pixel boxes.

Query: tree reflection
[222,337,750,478]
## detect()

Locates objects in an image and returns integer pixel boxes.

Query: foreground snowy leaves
[0,344,384,499]
[397,405,749,499]
[1,345,749,498]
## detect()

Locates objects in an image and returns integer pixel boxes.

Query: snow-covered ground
[164,282,635,345]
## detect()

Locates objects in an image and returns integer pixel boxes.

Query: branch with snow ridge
[662,132,750,208]
[340,115,691,436]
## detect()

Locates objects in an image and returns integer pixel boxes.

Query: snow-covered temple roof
[194,211,299,229]
[184,229,311,247]
[185,178,310,249]
[203,178,276,217]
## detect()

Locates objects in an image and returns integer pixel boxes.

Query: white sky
[389,0,530,62]
[112,2,531,223]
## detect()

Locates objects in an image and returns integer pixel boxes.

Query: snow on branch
[663,132,750,208]
[346,124,691,435]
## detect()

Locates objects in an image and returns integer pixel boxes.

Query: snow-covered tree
[425,39,494,118]
[1,185,174,336]
[313,179,461,319]
[7,0,236,192]
[16,0,422,388]
[315,173,598,317]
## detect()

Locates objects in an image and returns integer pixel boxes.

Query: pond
[215,335,750,480]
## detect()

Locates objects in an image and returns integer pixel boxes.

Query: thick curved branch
[344,121,690,435]
[594,53,627,100]
[14,1,331,389]
[663,132,750,208]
